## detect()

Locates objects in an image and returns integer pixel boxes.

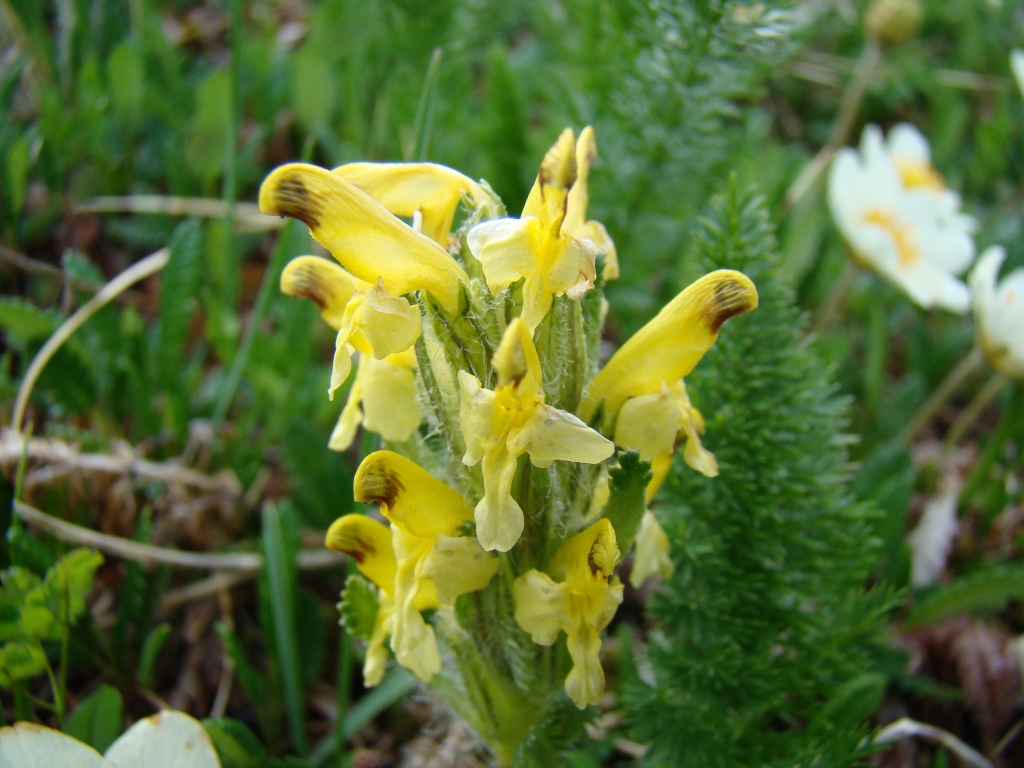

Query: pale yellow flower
[579,270,758,427]
[970,246,1024,379]
[467,129,601,331]
[629,511,674,587]
[329,349,421,451]
[558,126,618,280]
[334,162,489,246]
[460,318,615,552]
[353,451,498,682]
[325,513,411,686]
[614,379,718,500]
[280,255,422,396]
[260,163,469,314]
[512,518,624,708]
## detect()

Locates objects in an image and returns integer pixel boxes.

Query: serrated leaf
[0,298,62,345]
[41,549,103,637]
[905,563,1024,626]
[136,622,172,688]
[339,574,379,641]
[63,684,124,753]
[603,450,650,553]
[156,218,203,404]
[0,641,47,686]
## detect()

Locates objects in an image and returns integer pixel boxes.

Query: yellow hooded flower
[325,514,416,686]
[260,163,469,314]
[467,129,600,332]
[460,318,615,552]
[614,379,718,500]
[512,518,624,709]
[329,349,421,451]
[629,511,674,587]
[561,127,619,280]
[579,269,758,427]
[354,451,499,682]
[280,256,422,396]
[333,162,488,246]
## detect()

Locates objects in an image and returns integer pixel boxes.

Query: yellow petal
[259,163,468,314]
[521,128,577,231]
[324,514,396,594]
[355,450,473,538]
[334,162,486,245]
[329,340,356,401]
[562,126,595,237]
[629,511,674,587]
[613,387,683,460]
[475,446,524,552]
[280,255,361,329]
[513,405,614,468]
[579,270,758,424]
[466,218,538,295]
[457,370,494,466]
[353,280,422,358]
[419,533,498,604]
[328,362,364,451]
[512,568,566,645]
[549,518,620,584]
[362,594,395,687]
[492,317,544,394]
[564,618,606,709]
[359,354,422,443]
[390,530,441,682]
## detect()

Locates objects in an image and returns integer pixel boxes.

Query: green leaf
[4,135,31,218]
[338,574,379,641]
[290,46,336,132]
[905,563,1024,626]
[0,298,62,345]
[202,717,270,768]
[136,623,172,688]
[106,41,145,125]
[603,450,650,554]
[184,70,231,187]
[0,641,47,686]
[42,549,104,635]
[63,684,124,753]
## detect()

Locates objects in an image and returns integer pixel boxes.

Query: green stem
[810,260,858,337]
[941,373,1009,456]
[785,41,882,209]
[901,347,984,445]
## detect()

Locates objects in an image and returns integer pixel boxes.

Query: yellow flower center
[893,159,946,192]
[862,207,920,266]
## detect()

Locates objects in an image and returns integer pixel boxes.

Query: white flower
[908,480,960,587]
[828,124,975,313]
[0,710,221,768]
[1011,49,1024,100]
[969,246,1024,379]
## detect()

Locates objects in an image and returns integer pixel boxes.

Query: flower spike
[260,163,469,314]
[460,318,615,552]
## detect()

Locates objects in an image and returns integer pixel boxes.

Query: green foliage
[63,684,124,753]
[905,562,1024,626]
[603,450,650,554]
[0,547,103,688]
[338,574,380,642]
[624,185,890,767]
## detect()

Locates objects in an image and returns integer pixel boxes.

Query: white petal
[102,711,220,768]
[0,724,102,768]
[887,123,931,163]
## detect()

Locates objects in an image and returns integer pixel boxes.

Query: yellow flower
[460,318,615,552]
[329,349,422,451]
[354,451,499,682]
[512,518,624,708]
[629,511,674,587]
[260,163,469,314]
[561,127,619,280]
[325,513,414,686]
[280,256,422,396]
[579,270,758,427]
[613,379,718,500]
[333,162,489,246]
[467,128,600,332]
